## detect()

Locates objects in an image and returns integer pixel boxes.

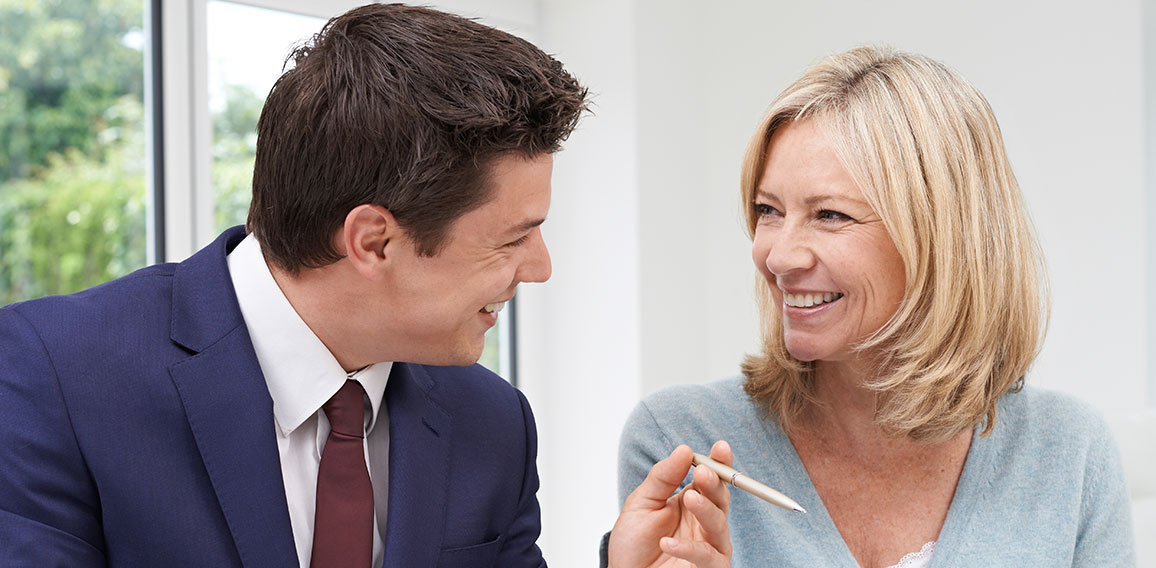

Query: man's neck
[267,260,367,373]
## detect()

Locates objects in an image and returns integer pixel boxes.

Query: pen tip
[794,506,807,514]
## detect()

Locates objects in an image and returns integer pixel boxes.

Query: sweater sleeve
[1072,413,1136,566]
[616,399,679,508]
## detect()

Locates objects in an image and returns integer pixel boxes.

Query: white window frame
[158,0,370,263]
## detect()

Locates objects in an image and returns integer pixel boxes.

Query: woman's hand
[607,441,733,567]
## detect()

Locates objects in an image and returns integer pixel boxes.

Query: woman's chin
[784,337,849,363]
[785,345,821,363]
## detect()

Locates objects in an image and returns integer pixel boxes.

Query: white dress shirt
[228,234,390,567]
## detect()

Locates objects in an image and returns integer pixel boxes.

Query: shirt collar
[347,362,390,434]
[227,234,391,436]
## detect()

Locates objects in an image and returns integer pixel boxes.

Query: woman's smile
[782,291,844,308]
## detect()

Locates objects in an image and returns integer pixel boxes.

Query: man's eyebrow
[507,217,546,236]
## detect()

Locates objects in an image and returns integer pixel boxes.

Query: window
[0,0,148,305]
[206,1,323,233]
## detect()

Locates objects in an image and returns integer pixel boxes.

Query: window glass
[0,0,147,305]
[207,1,321,233]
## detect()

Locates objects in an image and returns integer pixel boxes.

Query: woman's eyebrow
[804,193,868,208]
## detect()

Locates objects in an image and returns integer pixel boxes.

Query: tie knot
[322,380,366,438]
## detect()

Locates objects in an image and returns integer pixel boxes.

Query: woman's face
[751,119,905,364]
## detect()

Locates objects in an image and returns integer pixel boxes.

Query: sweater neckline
[754,402,999,568]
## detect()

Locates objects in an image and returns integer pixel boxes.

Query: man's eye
[506,234,530,247]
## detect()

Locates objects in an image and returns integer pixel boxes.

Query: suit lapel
[168,228,298,568]
[383,363,452,567]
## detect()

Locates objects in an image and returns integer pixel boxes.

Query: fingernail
[661,537,679,550]
[694,491,705,505]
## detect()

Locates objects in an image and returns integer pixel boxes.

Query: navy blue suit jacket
[0,227,545,567]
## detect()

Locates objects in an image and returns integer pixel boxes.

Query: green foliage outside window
[0,0,146,305]
[212,83,263,232]
[0,0,265,305]
[0,100,146,303]
[0,0,145,182]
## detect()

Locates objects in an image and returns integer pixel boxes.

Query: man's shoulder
[3,262,178,332]
[400,362,529,416]
[2,228,246,359]
[395,363,538,470]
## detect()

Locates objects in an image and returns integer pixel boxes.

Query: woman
[616,46,1134,567]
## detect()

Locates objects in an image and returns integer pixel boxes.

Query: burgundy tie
[311,380,374,568]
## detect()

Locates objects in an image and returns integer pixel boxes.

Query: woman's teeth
[783,292,843,308]
[481,301,506,314]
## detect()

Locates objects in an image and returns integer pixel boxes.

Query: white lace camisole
[886,541,935,568]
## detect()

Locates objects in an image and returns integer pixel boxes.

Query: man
[0,3,730,567]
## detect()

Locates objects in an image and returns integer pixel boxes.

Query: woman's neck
[796,358,972,459]
[799,358,898,454]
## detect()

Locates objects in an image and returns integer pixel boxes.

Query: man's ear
[339,204,402,280]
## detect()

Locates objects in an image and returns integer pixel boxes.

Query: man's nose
[518,228,551,283]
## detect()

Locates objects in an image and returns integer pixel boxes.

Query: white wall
[1146,0,1156,409]
[527,1,1150,566]
[521,1,642,564]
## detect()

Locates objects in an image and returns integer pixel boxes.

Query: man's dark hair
[247,3,588,273]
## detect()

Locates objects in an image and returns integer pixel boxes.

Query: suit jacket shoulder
[0,227,296,567]
[385,361,545,567]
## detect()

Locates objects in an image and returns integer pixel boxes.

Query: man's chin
[431,343,487,368]
[399,333,487,367]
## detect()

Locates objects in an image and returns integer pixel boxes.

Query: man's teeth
[783,292,843,308]
[482,301,507,314]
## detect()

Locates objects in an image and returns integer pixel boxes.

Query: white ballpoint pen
[692,453,807,514]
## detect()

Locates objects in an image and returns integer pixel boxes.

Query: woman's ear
[339,204,400,280]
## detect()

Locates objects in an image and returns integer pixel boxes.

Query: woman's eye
[817,209,852,222]
[755,203,780,217]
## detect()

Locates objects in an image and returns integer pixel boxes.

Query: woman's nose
[761,224,816,277]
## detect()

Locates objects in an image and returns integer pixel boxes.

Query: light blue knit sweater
[617,377,1135,567]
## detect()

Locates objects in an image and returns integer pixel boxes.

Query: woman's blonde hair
[740,46,1049,443]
